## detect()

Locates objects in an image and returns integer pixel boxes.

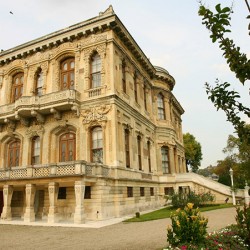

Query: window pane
[63,63,67,70]
[70,61,75,69]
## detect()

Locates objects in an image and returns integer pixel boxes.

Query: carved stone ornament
[26,125,45,138]
[81,104,111,124]
[4,119,16,133]
[0,73,3,89]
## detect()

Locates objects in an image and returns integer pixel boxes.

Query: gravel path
[0,207,237,250]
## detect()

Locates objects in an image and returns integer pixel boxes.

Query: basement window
[84,186,91,199]
[58,187,66,199]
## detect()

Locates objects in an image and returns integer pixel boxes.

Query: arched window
[137,136,142,170]
[59,132,76,162]
[91,127,103,163]
[157,93,165,120]
[35,69,43,96]
[91,53,101,88]
[124,129,130,168]
[147,141,151,172]
[31,136,40,165]
[134,73,138,102]
[143,83,147,110]
[161,146,170,174]
[12,73,24,102]
[122,60,126,93]
[60,58,75,90]
[8,140,21,167]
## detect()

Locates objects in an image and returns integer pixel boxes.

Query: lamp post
[229,168,236,205]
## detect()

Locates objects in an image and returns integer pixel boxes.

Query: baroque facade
[0,6,187,224]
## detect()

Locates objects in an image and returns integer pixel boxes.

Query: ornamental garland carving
[81,104,111,124]
[53,42,76,58]
[81,34,107,47]
[25,125,45,138]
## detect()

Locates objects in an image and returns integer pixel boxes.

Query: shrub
[171,191,215,208]
[167,203,208,246]
[235,205,250,245]
[165,225,249,249]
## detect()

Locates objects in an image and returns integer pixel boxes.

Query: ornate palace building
[0,6,187,224]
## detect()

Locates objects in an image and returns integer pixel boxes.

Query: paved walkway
[0,207,237,250]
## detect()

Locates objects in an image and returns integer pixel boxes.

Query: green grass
[124,204,234,222]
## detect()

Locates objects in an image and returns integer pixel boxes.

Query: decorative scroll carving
[71,104,80,117]
[50,108,62,120]
[81,104,111,124]
[81,34,107,48]
[26,125,45,138]
[0,70,3,89]
[4,119,16,133]
[15,114,30,127]
[31,110,45,124]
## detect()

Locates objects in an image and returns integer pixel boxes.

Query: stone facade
[0,6,187,224]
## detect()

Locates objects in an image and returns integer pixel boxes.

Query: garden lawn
[124,204,234,222]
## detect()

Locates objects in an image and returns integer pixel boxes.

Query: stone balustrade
[0,89,80,122]
[0,161,92,180]
[0,161,156,182]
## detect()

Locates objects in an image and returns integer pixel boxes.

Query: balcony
[0,89,81,123]
[0,161,110,180]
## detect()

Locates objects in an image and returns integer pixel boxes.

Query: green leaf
[215,4,221,13]
[221,7,231,13]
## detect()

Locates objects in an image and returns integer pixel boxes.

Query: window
[134,73,137,102]
[157,93,165,120]
[35,69,43,96]
[150,187,154,196]
[164,187,174,195]
[147,141,151,172]
[122,61,126,93]
[91,127,103,163]
[127,187,133,197]
[124,129,130,168]
[59,132,76,162]
[8,140,20,168]
[161,146,170,174]
[91,53,101,88]
[12,73,23,102]
[137,136,142,170]
[140,187,145,197]
[58,187,66,199]
[60,58,75,90]
[31,136,40,165]
[143,84,147,110]
[84,186,91,199]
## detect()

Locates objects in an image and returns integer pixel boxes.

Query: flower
[187,203,194,209]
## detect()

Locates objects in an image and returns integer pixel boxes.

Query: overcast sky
[0,0,249,168]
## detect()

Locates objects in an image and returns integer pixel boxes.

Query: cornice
[0,5,176,93]
[0,7,116,65]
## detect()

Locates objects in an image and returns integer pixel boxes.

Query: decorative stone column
[74,180,85,224]
[48,182,59,223]
[23,184,36,222]
[1,185,13,220]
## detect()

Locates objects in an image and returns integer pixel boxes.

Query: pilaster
[48,182,59,223]
[74,180,85,224]
[23,184,36,222]
[1,185,14,220]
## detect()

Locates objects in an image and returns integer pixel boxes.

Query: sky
[0,0,249,168]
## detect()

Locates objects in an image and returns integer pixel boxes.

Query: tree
[213,128,250,188]
[198,3,250,143]
[183,133,203,173]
